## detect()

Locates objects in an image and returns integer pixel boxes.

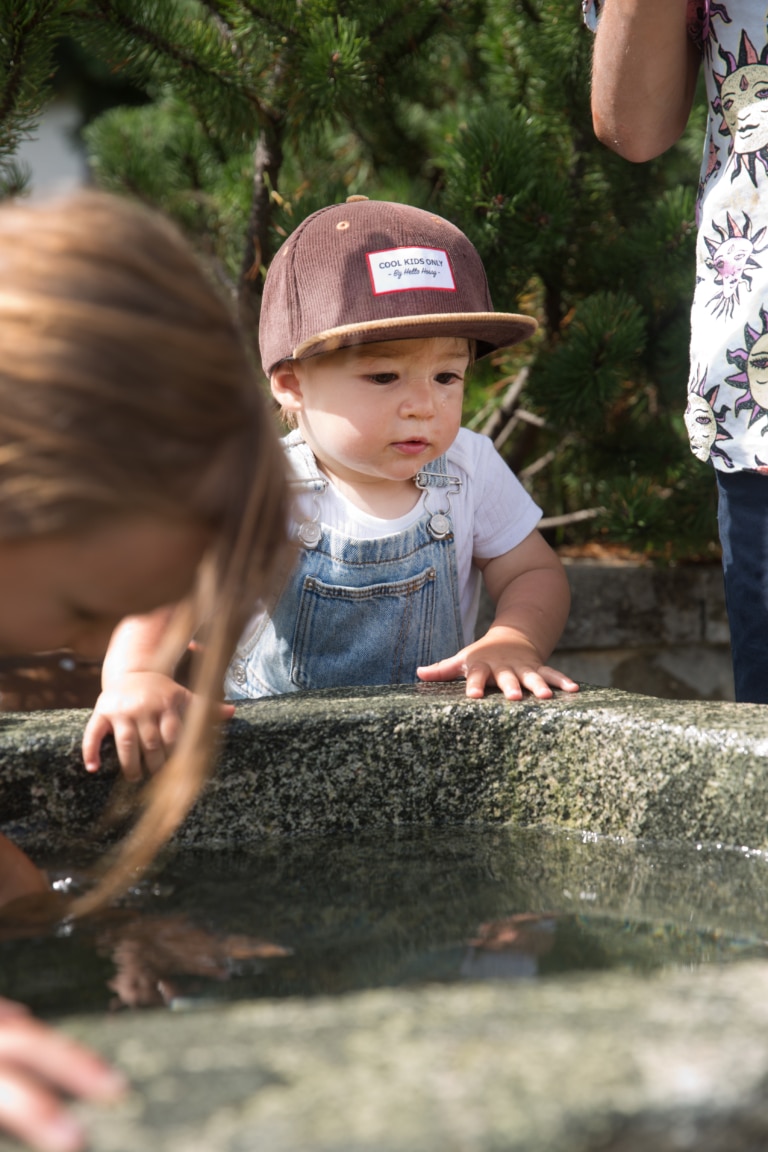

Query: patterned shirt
[585,1,768,473]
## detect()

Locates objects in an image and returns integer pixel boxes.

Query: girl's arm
[591,0,701,161]
[416,530,579,700]
[0,833,48,909]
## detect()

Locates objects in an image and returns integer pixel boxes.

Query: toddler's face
[274,336,469,498]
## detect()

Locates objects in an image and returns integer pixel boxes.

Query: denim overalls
[224,431,465,698]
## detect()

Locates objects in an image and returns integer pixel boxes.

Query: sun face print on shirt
[727,306,768,431]
[714,31,768,184]
[685,366,733,465]
[690,2,730,58]
[706,136,723,185]
[704,212,768,318]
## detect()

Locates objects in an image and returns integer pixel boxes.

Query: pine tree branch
[479,368,529,438]
[197,0,236,31]
[238,123,284,334]
[369,0,438,47]
[539,508,604,529]
[336,4,465,173]
[518,433,576,481]
[77,1,261,111]
[198,1,237,42]
[196,114,230,165]
[0,0,61,142]
[86,1,213,77]
[365,1,451,79]
[492,408,545,453]
[238,3,294,36]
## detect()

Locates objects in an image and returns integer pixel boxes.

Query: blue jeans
[716,469,768,703]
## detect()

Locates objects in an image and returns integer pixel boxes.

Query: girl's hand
[82,672,235,781]
[417,627,579,700]
[0,999,125,1151]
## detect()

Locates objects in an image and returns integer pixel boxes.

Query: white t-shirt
[288,427,542,643]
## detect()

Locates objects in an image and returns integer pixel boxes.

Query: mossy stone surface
[1,683,767,851]
[21,962,768,1152]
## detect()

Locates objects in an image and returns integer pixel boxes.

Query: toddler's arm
[591,0,700,161]
[81,606,234,781]
[416,529,579,700]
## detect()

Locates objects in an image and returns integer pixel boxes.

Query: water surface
[3,826,768,1017]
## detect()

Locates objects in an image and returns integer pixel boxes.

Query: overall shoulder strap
[282,431,327,494]
[414,453,462,493]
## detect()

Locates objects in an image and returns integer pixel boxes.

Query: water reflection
[2,826,768,1017]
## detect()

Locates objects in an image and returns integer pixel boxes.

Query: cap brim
[292,312,537,362]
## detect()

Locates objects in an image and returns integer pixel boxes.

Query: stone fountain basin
[1,683,768,1152]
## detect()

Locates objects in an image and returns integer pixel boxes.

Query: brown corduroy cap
[259,197,537,376]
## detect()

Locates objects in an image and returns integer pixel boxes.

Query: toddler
[85,197,578,779]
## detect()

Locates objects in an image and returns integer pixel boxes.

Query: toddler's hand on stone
[417,628,579,701]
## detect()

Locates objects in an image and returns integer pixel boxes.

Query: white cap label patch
[366,246,455,294]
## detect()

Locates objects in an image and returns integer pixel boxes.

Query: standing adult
[588,0,768,702]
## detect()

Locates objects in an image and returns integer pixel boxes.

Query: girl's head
[0,189,280,545]
[0,189,290,911]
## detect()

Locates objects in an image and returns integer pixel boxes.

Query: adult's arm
[591,0,701,161]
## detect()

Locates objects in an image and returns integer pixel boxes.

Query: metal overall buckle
[414,469,462,540]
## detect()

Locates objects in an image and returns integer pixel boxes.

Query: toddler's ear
[270,361,304,413]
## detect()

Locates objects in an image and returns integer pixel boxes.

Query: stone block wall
[478,560,734,701]
[0,564,734,713]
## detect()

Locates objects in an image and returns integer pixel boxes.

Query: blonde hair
[0,190,290,916]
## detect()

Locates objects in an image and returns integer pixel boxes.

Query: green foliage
[599,463,719,562]
[68,0,488,298]
[529,292,647,428]
[432,0,709,561]
[0,0,716,562]
[439,103,573,310]
[295,17,370,118]
[0,0,72,194]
